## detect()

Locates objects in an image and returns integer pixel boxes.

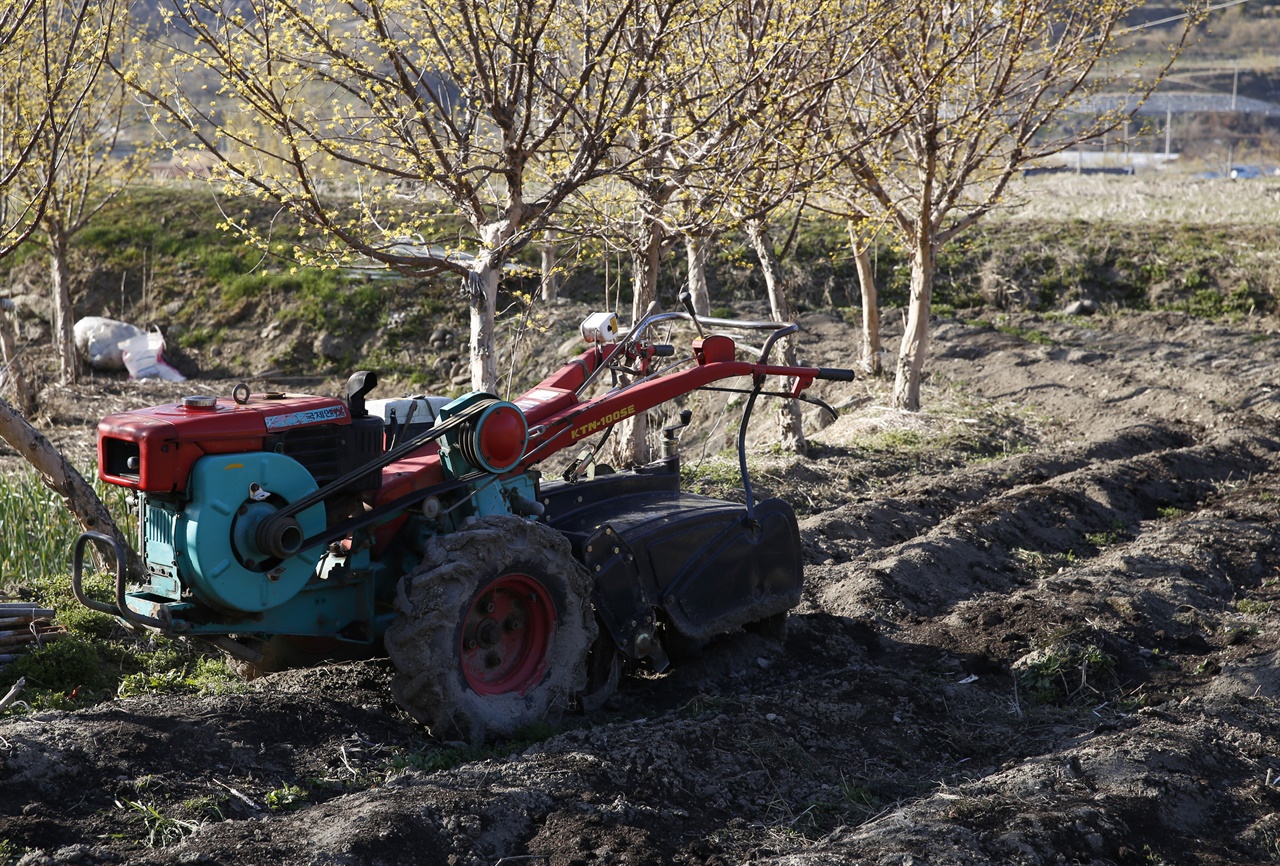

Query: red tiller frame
[512,332,834,471]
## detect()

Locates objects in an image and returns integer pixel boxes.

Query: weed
[800,781,884,836]
[679,692,740,717]
[117,799,201,848]
[1172,608,1208,629]
[1106,596,1135,617]
[1085,528,1126,549]
[1157,506,1187,519]
[1222,624,1258,645]
[385,743,489,776]
[0,465,249,711]
[2,637,109,698]
[177,325,224,350]
[380,722,560,780]
[265,783,309,811]
[180,795,226,822]
[946,796,1007,822]
[681,456,748,501]
[1016,638,1116,703]
[0,466,131,588]
[994,323,1055,345]
[0,839,25,865]
[744,733,818,775]
[1236,598,1272,616]
[864,429,924,451]
[1012,547,1078,577]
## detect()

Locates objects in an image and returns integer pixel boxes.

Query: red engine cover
[98,394,351,493]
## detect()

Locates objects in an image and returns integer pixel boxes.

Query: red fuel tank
[98,393,351,493]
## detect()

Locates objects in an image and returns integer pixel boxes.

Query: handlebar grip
[652,344,676,357]
[815,367,858,381]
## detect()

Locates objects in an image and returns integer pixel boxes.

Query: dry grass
[995,174,1280,227]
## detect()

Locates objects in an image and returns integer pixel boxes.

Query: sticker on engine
[264,405,347,430]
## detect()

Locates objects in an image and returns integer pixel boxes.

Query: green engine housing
[142,452,326,614]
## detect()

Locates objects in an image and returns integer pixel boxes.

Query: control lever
[662,409,694,458]
[679,291,706,338]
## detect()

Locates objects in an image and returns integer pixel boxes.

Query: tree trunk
[49,233,80,385]
[0,398,139,579]
[539,230,558,303]
[891,237,935,411]
[0,300,35,417]
[745,218,805,454]
[685,233,711,317]
[466,260,501,394]
[847,220,881,376]
[611,216,665,468]
[630,217,663,324]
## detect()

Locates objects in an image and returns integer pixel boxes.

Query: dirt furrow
[763,693,1280,866]
[801,424,1194,565]
[810,427,1280,621]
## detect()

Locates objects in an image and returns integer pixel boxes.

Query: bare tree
[0,0,136,570]
[834,0,1199,410]
[846,216,882,375]
[0,0,102,256]
[585,0,887,459]
[8,5,148,385]
[122,0,694,393]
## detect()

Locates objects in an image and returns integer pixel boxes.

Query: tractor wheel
[386,515,597,742]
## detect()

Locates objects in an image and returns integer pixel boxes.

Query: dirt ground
[4,304,1280,866]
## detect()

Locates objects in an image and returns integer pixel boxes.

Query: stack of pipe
[0,603,63,669]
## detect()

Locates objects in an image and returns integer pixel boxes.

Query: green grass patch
[0,839,27,864]
[994,323,1054,345]
[0,466,131,586]
[116,657,246,699]
[0,466,240,712]
[1235,598,1272,616]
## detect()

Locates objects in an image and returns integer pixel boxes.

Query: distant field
[997,172,1280,225]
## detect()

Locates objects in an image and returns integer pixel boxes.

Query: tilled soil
[5,308,1280,866]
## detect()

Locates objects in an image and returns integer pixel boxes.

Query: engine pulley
[458,400,528,474]
[178,453,325,613]
[437,393,529,477]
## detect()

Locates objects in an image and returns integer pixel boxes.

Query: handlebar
[577,309,800,398]
[815,367,858,381]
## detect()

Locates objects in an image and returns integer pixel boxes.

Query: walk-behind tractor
[74,302,854,741]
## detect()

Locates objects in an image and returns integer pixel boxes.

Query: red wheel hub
[460,573,556,696]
